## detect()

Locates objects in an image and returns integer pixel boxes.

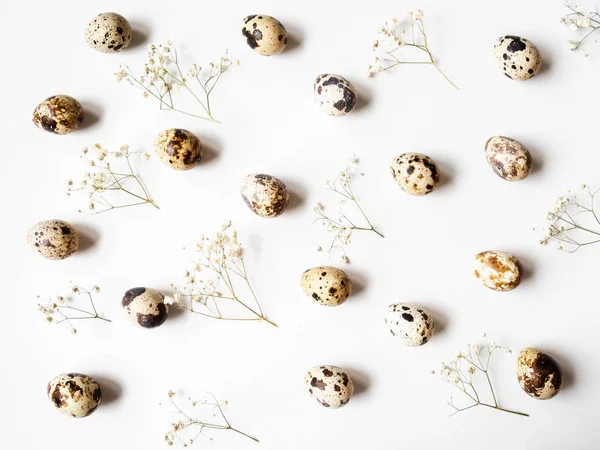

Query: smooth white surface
[2,0,600,449]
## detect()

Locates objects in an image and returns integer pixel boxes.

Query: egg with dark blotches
[390,153,440,196]
[241,174,290,218]
[385,303,434,346]
[122,287,168,328]
[241,15,287,56]
[485,136,532,181]
[300,266,351,307]
[32,95,84,135]
[26,220,79,260]
[85,12,132,53]
[493,35,541,80]
[314,74,357,116]
[154,129,202,170]
[304,365,354,408]
[473,251,522,291]
[517,348,562,400]
[47,373,101,418]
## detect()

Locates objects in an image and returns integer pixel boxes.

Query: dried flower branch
[561,1,600,55]
[37,285,110,334]
[66,144,158,214]
[436,335,528,417]
[314,155,383,263]
[536,184,600,252]
[367,10,458,89]
[116,41,236,122]
[162,391,258,447]
[167,221,276,326]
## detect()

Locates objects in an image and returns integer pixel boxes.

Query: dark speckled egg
[385,303,434,346]
[241,15,287,56]
[154,128,202,170]
[390,153,440,196]
[304,365,354,408]
[32,95,84,135]
[314,74,357,116]
[517,348,562,400]
[85,12,132,53]
[493,35,541,80]
[485,136,532,181]
[300,266,351,307]
[26,220,79,260]
[241,174,290,218]
[122,287,168,328]
[47,373,101,418]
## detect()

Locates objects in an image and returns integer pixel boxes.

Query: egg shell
[47,373,101,418]
[85,12,132,53]
[314,74,357,116]
[300,266,351,307]
[390,153,440,196]
[493,35,541,80]
[517,348,562,400]
[154,129,202,170]
[241,174,290,218]
[304,365,354,408]
[485,136,532,181]
[122,287,168,328]
[26,220,79,260]
[473,251,522,291]
[32,95,84,135]
[385,303,434,346]
[241,15,287,56]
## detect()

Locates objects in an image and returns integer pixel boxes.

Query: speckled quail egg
[473,251,522,292]
[314,74,357,116]
[304,365,354,408]
[517,348,562,400]
[241,15,287,56]
[390,153,440,196]
[241,174,290,218]
[32,95,84,135]
[493,35,541,80]
[485,136,532,181]
[85,12,132,53]
[47,373,101,418]
[154,129,202,171]
[122,287,168,328]
[300,266,351,307]
[385,303,434,346]
[26,220,79,260]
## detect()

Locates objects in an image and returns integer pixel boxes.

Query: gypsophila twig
[161,391,258,447]
[67,144,158,214]
[536,184,600,252]
[167,221,276,326]
[367,10,458,89]
[314,155,383,264]
[116,41,237,122]
[435,334,528,418]
[37,285,111,334]
[561,1,600,56]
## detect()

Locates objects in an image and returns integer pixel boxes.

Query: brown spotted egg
[391,153,440,196]
[154,129,202,170]
[300,266,351,307]
[241,174,290,218]
[494,35,541,80]
[85,12,132,53]
[314,74,357,116]
[241,15,287,56]
[304,365,354,408]
[122,287,168,328]
[485,136,532,181]
[26,220,79,260]
[517,348,562,400]
[32,95,84,135]
[473,251,522,292]
[385,303,434,346]
[47,373,101,418]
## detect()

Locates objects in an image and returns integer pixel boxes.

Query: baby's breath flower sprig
[436,335,528,418]
[162,391,258,447]
[116,41,237,123]
[536,184,600,252]
[37,285,110,334]
[167,221,276,326]
[67,144,158,214]
[314,155,383,264]
[561,1,600,56]
[367,10,458,89]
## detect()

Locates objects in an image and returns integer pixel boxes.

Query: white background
[2,0,600,449]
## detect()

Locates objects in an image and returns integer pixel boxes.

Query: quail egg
[517,348,562,400]
[304,365,354,408]
[300,266,351,307]
[385,303,434,346]
[47,373,101,418]
[241,174,290,218]
[241,15,287,56]
[26,220,79,260]
[391,153,440,196]
[122,287,168,328]
[493,35,541,80]
[473,251,522,291]
[314,74,357,116]
[154,129,202,170]
[85,12,132,53]
[32,95,84,135]
[485,136,532,181]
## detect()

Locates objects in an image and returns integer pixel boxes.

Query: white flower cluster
[561,2,600,55]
